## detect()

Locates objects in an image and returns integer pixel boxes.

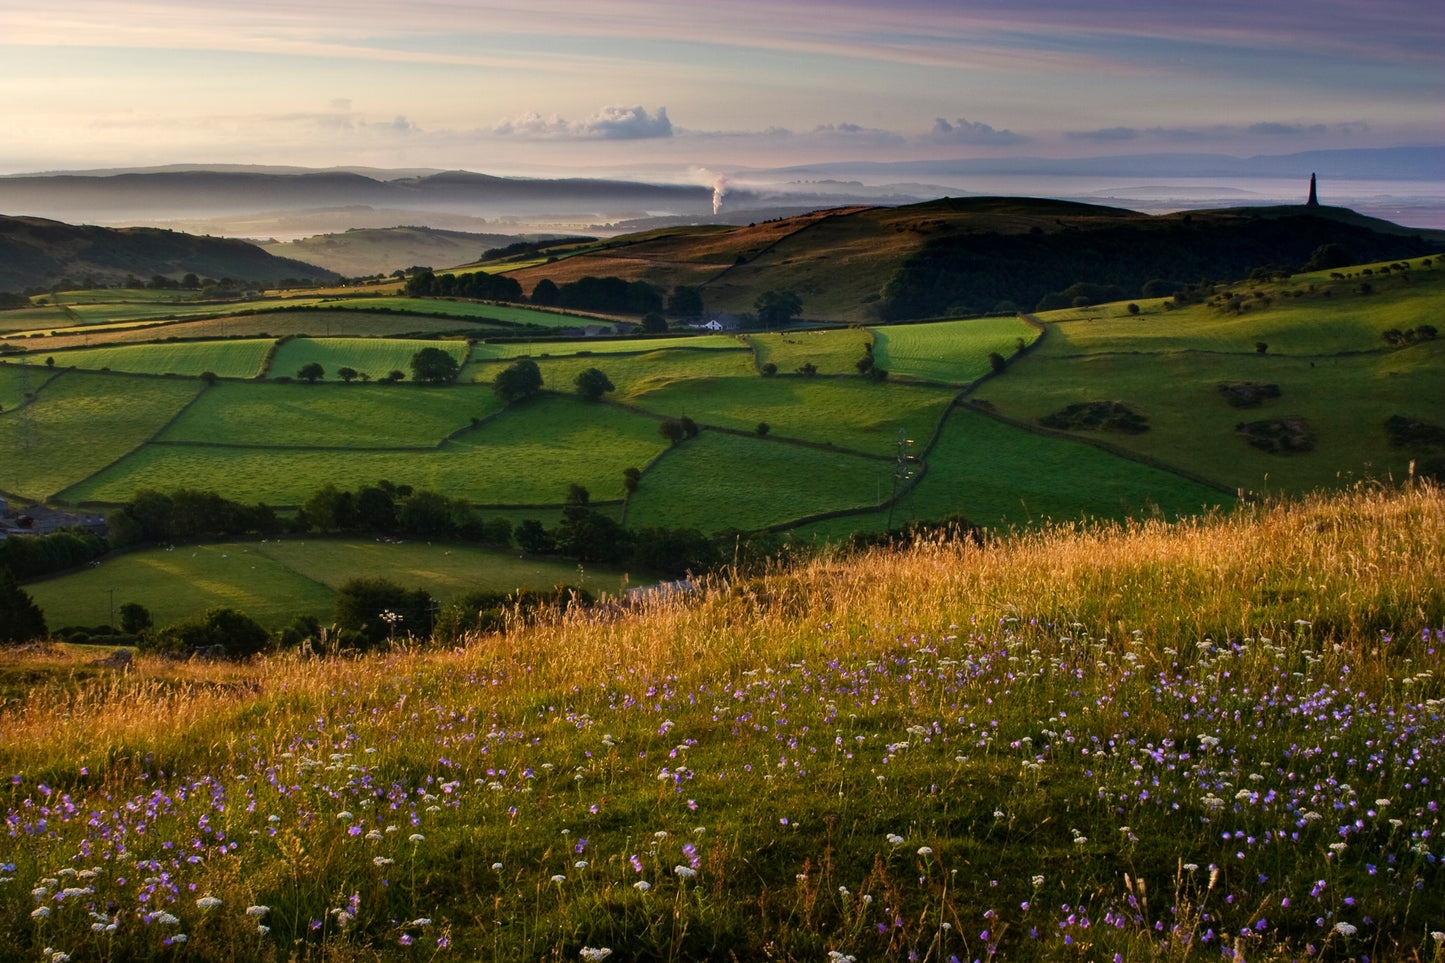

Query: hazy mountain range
[3,147,1440,240]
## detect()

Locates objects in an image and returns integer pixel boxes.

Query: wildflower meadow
[3,482,1444,961]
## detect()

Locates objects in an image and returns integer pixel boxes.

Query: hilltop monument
[1307,173,1319,207]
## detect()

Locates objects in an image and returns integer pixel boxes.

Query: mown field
[26,538,626,630]
[0,371,202,501]
[3,484,1443,961]
[157,381,502,448]
[268,337,473,381]
[64,395,668,506]
[32,339,275,378]
[871,315,1040,383]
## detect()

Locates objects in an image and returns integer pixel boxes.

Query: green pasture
[973,341,1443,494]
[870,315,1040,383]
[469,348,757,397]
[46,288,206,305]
[910,407,1231,527]
[268,337,471,380]
[67,395,666,506]
[326,298,587,329]
[0,306,70,332]
[746,329,873,375]
[625,375,957,456]
[0,370,201,501]
[25,538,628,630]
[158,381,501,448]
[625,431,883,532]
[1035,267,1445,358]
[0,363,63,411]
[232,309,503,337]
[61,300,247,326]
[465,333,745,365]
[33,339,274,378]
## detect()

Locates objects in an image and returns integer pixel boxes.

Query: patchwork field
[157,381,502,448]
[66,394,667,506]
[34,339,275,377]
[26,538,626,630]
[870,315,1040,383]
[624,430,884,531]
[268,336,472,380]
[975,337,1444,494]
[0,370,201,501]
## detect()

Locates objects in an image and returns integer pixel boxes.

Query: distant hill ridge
[0,215,338,291]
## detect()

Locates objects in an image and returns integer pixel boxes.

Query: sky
[1,0,1441,179]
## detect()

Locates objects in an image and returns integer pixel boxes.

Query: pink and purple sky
[1,0,1440,178]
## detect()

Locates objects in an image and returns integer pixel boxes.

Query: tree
[659,418,685,446]
[409,347,460,385]
[1127,303,1140,316]
[756,422,770,436]
[679,416,700,439]
[755,290,802,329]
[337,366,359,383]
[515,519,553,554]
[760,362,777,377]
[0,570,46,643]
[493,359,543,403]
[118,601,153,635]
[667,285,704,319]
[640,312,668,334]
[796,362,818,377]
[529,278,559,306]
[333,578,433,647]
[622,467,642,493]
[298,362,325,383]
[574,367,615,402]
[988,352,1007,374]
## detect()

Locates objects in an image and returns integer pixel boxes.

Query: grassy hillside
[3,483,1442,960]
[0,215,338,290]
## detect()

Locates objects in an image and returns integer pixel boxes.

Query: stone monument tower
[1306,173,1319,207]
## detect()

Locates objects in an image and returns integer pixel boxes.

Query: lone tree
[659,418,686,446]
[298,362,325,383]
[409,347,460,385]
[493,358,543,403]
[337,366,359,383]
[0,570,47,644]
[574,367,615,402]
[755,289,802,329]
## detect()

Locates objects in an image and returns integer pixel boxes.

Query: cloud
[493,105,672,140]
[924,117,1029,146]
[1247,122,1329,137]
[804,123,906,148]
[1066,126,1139,143]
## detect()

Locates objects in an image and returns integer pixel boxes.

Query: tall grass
[3,482,1443,961]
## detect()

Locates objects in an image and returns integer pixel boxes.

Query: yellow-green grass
[470,348,757,397]
[0,362,62,411]
[1,485,1442,960]
[326,298,588,328]
[158,381,502,448]
[0,370,202,501]
[60,300,252,326]
[25,538,629,630]
[11,310,502,353]
[0,305,70,332]
[1034,266,1445,358]
[31,339,274,378]
[973,341,1444,494]
[746,328,873,375]
[625,430,882,531]
[467,333,746,362]
[870,316,1040,383]
[46,288,207,305]
[269,337,471,381]
[916,406,1228,524]
[626,376,957,456]
[67,395,667,506]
